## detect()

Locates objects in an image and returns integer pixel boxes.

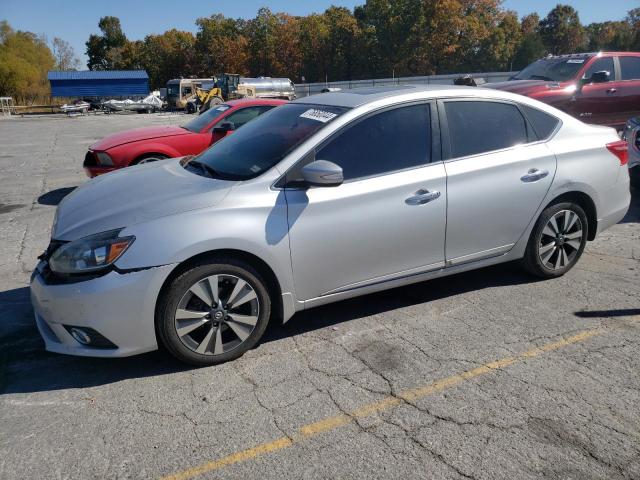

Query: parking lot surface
[1,113,639,480]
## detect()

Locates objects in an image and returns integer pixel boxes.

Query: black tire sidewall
[524,202,588,278]
[157,259,271,366]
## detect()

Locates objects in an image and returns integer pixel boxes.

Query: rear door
[441,99,557,265]
[613,55,640,127]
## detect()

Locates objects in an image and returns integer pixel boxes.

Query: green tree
[86,16,128,70]
[539,5,587,55]
[513,13,545,70]
[246,7,281,76]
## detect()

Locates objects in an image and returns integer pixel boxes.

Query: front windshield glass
[512,57,591,82]
[190,103,348,180]
[183,105,232,133]
[167,84,180,96]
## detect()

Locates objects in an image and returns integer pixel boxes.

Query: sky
[1,0,637,67]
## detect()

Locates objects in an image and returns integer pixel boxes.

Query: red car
[83,98,287,177]
[487,52,640,130]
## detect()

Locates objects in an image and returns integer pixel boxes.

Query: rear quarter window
[521,105,560,140]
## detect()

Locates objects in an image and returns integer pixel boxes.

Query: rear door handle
[521,169,549,183]
[606,88,617,94]
[406,189,441,205]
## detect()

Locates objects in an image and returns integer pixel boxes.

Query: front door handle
[521,168,549,183]
[606,88,617,94]
[406,189,441,205]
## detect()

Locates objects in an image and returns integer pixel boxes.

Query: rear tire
[157,258,271,366]
[522,202,588,278]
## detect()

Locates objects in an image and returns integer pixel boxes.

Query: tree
[539,5,587,55]
[513,13,545,70]
[141,30,197,89]
[86,16,128,70]
[626,8,640,50]
[0,21,55,104]
[195,14,249,76]
[51,37,81,71]
[586,21,633,51]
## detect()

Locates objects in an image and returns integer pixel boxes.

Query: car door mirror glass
[213,122,235,134]
[589,71,610,84]
[301,160,343,187]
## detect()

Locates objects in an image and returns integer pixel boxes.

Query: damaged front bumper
[30,261,177,357]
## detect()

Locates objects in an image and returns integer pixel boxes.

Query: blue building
[47,70,149,98]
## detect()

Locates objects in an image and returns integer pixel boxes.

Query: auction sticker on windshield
[300,109,338,123]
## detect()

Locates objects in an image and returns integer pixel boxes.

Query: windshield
[167,84,180,96]
[189,103,348,180]
[182,105,232,133]
[512,57,591,82]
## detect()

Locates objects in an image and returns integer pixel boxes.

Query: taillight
[606,140,628,166]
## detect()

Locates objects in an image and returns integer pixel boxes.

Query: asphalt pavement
[0,112,639,480]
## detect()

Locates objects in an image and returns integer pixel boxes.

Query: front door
[284,103,447,301]
[570,55,618,126]
[441,99,557,265]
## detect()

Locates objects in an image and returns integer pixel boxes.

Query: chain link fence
[294,71,517,98]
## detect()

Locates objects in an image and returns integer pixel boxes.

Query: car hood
[485,79,571,95]
[90,126,191,151]
[53,159,234,240]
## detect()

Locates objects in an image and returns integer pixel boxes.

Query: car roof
[226,98,288,107]
[292,84,478,108]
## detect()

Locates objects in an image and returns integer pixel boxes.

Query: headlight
[96,152,114,166]
[49,229,135,274]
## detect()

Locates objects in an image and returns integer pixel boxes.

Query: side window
[521,105,560,140]
[216,106,274,130]
[582,57,615,82]
[316,104,432,181]
[182,86,192,96]
[620,56,640,81]
[444,101,528,158]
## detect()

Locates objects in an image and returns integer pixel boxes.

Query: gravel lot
[0,112,639,480]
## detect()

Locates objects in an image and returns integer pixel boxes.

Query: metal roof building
[47,70,149,98]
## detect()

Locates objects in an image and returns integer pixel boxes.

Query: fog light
[63,325,118,349]
[69,327,92,345]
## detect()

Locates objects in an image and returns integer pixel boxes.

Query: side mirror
[589,71,610,84]
[213,122,235,134]
[301,160,343,187]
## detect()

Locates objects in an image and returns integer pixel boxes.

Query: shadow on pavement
[620,184,640,223]
[264,262,539,343]
[574,308,640,318]
[0,262,537,395]
[37,187,76,206]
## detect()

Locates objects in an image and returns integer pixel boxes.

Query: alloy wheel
[538,209,583,270]
[174,274,260,356]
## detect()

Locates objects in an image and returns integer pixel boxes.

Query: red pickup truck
[486,52,640,130]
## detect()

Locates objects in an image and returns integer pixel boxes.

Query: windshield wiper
[528,75,554,81]
[184,159,221,179]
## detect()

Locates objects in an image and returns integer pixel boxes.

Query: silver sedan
[31,85,631,365]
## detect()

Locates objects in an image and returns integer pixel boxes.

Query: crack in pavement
[160,323,634,480]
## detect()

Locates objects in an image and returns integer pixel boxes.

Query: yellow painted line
[162,328,605,480]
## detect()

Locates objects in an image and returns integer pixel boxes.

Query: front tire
[157,258,271,366]
[522,202,588,278]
